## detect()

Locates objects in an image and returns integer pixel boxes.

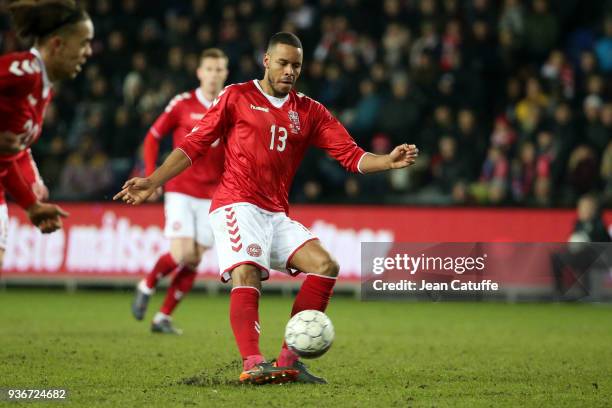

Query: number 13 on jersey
[269,125,287,152]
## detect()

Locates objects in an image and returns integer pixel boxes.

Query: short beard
[267,76,290,98]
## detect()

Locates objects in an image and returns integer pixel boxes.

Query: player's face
[53,19,94,80]
[197,57,229,95]
[264,44,303,97]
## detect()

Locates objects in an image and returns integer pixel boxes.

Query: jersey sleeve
[0,53,37,96]
[143,94,186,175]
[15,149,41,186]
[177,85,233,163]
[310,102,367,173]
[149,96,182,140]
[0,160,37,209]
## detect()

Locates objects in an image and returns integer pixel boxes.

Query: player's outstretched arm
[113,148,191,205]
[359,144,419,173]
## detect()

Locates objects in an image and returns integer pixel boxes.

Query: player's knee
[314,258,339,278]
[170,247,201,269]
[181,252,201,270]
[231,265,261,286]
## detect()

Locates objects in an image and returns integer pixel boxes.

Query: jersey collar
[30,47,52,98]
[253,79,289,108]
[195,88,213,109]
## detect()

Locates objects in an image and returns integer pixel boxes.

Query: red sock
[145,253,178,289]
[277,274,336,366]
[230,287,264,370]
[159,266,196,315]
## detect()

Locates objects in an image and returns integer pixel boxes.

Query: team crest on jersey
[288,110,301,134]
[247,243,262,257]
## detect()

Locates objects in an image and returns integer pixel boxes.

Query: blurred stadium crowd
[0,0,611,206]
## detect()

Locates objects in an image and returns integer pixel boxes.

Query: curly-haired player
[0,0,94,266]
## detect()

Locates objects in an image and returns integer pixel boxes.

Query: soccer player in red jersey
[115,33,418,384]
[131,49,229,335]
[0,0,94,267]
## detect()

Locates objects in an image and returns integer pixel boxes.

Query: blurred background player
[131,49,229,335]
[0,0,94,267]
[115,32,419,384]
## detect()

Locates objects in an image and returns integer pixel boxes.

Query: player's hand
[0,131,26,154]
[32,180,49,201]
[388,144,419,169]
[146,186,163,202]
[113,177,157,205]
[26,202,69,233]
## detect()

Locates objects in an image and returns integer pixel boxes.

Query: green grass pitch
[0,289,611,407]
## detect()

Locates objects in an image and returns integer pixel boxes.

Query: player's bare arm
[113,148,191,205]
[359,144,419,173]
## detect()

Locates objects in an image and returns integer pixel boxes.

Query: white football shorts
[209,202,317,282]
[164,192,214,247]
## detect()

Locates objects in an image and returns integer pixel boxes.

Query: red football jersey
[144,88,224,199]
[178,80,367,213]
[0,49,53,206]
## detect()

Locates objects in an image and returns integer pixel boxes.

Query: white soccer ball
[284,310,334,359]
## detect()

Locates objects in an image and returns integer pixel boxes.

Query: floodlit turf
[0,289,611,407]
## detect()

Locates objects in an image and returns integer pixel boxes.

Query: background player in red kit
[131,49,229,335]
[115,33,418,384]
[0,0,94,267]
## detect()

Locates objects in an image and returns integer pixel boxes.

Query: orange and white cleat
[239,362,299,385]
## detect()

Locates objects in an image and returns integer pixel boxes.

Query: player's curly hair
[8,0,89,40]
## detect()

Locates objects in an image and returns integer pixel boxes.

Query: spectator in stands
[57,136,113,200]
[568,145,599,199]
[511,141,536,203]
[456,108,487,179]
[523,0,558,63]
[431,136,470,201]
[378,76,423,146]
[490,115,517,153]
[475,146,509,204]
[499,0,524,39]
[515,77,549,137]
[344,79,383,144]
[594,15,612,73]
[533,130,557,206]
[550,103,577,199]
[541,50,574,101]
[575,50,599,102]
[419,105,454,156]
[583,96,608,154]
[601,141,612,206]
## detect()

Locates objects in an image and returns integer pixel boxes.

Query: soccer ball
[284,310,334,359]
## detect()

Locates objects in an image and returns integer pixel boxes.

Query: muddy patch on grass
[177,360,242,387]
